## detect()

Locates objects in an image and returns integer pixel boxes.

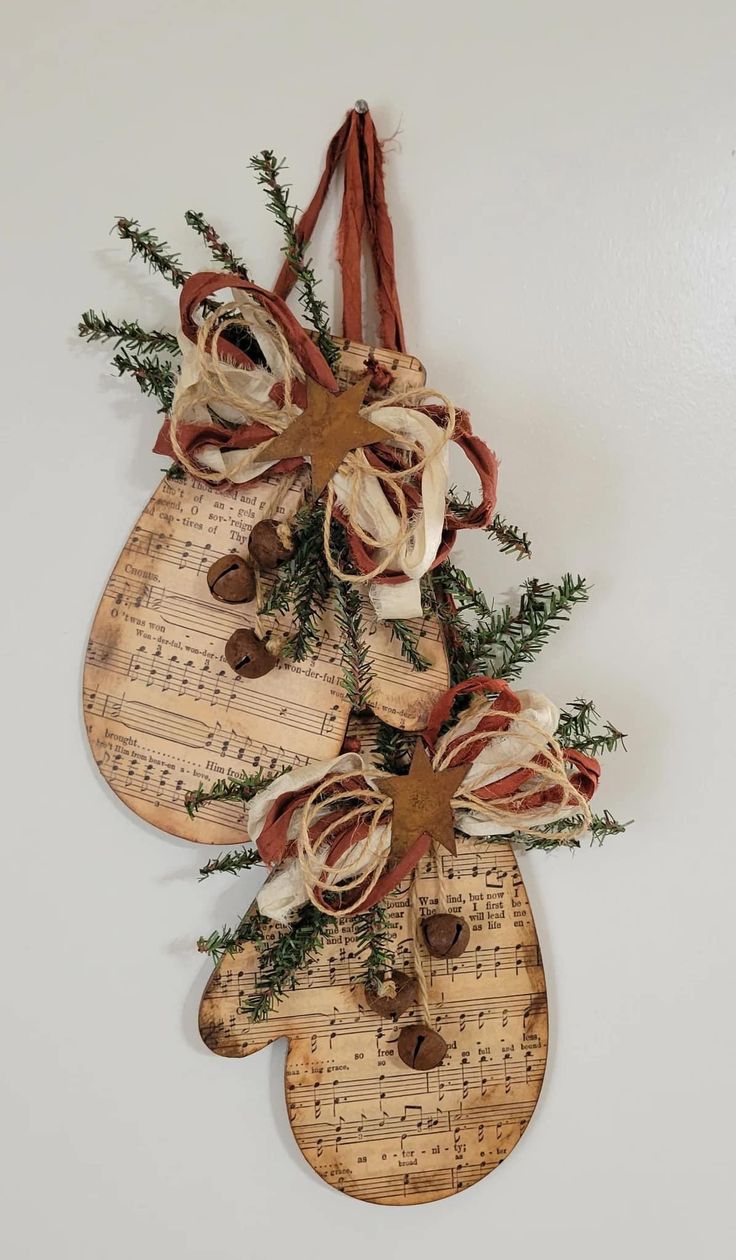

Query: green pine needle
[557,699,628,757]
[480,809,632,850]
[389,618,431,672]
[198,847,263,880]
[114,217,190,288]
[111,349,177,413]
[241,903,330,1022]
[78,310,179,356]
[447,490,532,561]
[261,503,333,662]
[249,151,339,369]
[184,210,250,277]
[353,904,396,993]
[374,722,416,774]
[197,910,268,965]
[185,767,287,818]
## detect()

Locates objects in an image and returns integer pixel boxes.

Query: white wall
[2,1,734,1255]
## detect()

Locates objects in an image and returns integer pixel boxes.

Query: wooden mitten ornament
[81,103,627,1209]
[83,331,456,843]
[199,838,548,1205]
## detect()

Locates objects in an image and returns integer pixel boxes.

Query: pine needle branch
[197,910,268,965]
[184,210,250,277]
[557,699,628,757]
[489,513,532,561]
[114,217,190,288]
[374,722,416,773]
[330,530,374,710]
[198,847,263,880]
[432,561,493,620]
[353,904,395,992]
[389,618,431,672]
[447,489,532,561]
[472,575,590,681]
[589,810,633,843]
[479,809,632,851]
[185,768,285,818]
[249,151,339,369]
[262,503,333,661]
[111,349,177,413]
[241,903,330,1022]
[78,310,179,356]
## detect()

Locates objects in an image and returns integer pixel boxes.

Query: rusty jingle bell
[363,970,418,1018]
[397,1023,448,1070]
[249,518,295,569]
[224,628,278,679]
[206,554,256,603]
[422,913,470,959]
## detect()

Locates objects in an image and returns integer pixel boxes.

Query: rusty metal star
[380,741,469,867]
[259,375,392,498]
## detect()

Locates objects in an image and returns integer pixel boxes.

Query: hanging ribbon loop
[273,106,406,351]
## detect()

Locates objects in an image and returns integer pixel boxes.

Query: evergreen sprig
[184,210,250,277]
[261,503,333,661]
[374,722,416,773]
[114,217,190,288]
[330,523,373,710]
[111,349,177,412]
[249,151,339,369]
[481,809,631,851]
[489,513,533,561]
[589,810,632,842]
[471,575,590,682]
[241,903,330,1022]
[447,490,532,561]
[353,904,396,992]
[185,767,285,818]
[389,618,431,672]
[557,699,627,757]
[433,560,493,621]
[197,909,268,964]
[78,310,179,356]
[198,847,263,880]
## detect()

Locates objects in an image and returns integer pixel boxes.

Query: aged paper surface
[199,841,547,1206]
[83,337,450,844]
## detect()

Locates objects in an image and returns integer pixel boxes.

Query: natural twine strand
[432,841,450,913]
[411,872,432,1024]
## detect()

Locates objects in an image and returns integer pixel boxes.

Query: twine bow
[248,677,601,924]
[154,274,498,619]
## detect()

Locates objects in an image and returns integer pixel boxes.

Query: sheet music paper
[199,840,548,1205]
[83,338,450,844]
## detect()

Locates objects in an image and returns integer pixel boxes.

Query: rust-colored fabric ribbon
[272,107,406,352]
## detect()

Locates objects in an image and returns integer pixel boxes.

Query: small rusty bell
[397,1023,448,1071]
[206,554,256,603]
[249,519,295,569]
[363,971,418,1019]
[224,628,278,679]
[422,913,470,959]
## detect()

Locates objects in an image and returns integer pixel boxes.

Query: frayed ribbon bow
[247,677,600,924]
